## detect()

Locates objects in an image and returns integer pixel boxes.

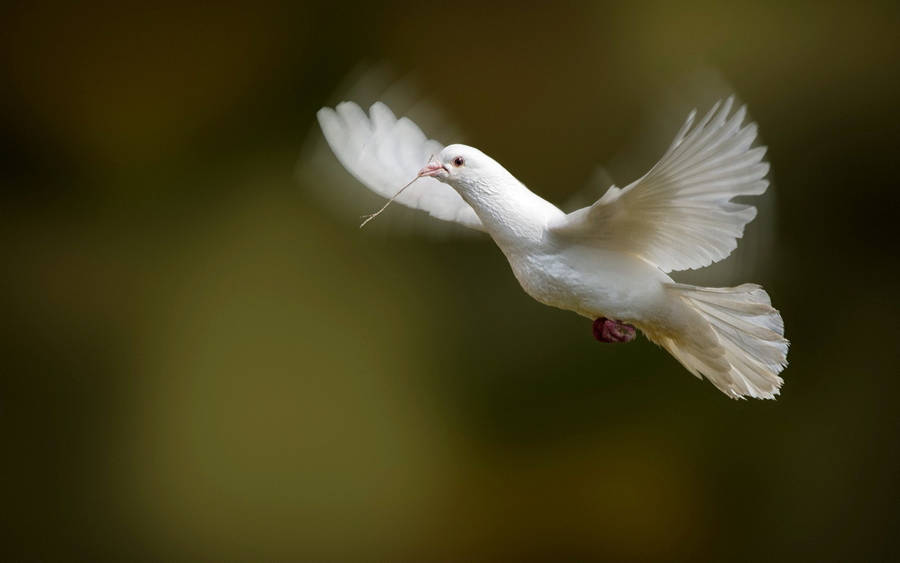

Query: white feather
[316,102,484,230]
[649,284,789,399]
[551,96,769,272]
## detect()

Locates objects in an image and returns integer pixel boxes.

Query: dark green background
[2,2,898,560]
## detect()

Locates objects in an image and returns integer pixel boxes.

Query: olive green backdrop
[2,1,898,561]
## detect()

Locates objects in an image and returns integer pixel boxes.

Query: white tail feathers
[652,283,789,399]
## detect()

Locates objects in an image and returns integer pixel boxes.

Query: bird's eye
[453,156,465,167]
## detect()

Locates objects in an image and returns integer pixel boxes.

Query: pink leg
[592,317,636,343]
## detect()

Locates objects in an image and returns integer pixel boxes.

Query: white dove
[316,97,788,399]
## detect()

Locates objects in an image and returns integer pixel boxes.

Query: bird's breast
[503,245,671,320]
[506,251,586,311]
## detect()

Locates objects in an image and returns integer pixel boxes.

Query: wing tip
[720,96,734,117]
[316,106,345,147]
[335,100,360,111]
[368,101,397,127]
[316,106,338,124]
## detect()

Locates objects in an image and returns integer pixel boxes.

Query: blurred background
[2,1,898,560]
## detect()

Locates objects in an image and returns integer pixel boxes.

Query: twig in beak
[359,155,441,229]
[359,175,421,229]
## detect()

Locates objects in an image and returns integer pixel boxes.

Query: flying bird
[316,97,788,399]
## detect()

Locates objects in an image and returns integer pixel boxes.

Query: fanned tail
[648,283,789,399]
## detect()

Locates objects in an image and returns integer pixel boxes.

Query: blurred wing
[317,101,484,231]
[550,97,769,272]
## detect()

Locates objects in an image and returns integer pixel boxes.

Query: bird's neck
[453,176,564,252]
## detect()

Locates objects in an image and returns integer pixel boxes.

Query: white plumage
[317,102,484,230]
[552,98,767,273]
[316,97,789,399]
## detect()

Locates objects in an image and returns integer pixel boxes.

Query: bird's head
[417,144,507,196]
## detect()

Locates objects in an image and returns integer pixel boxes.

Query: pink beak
[418,158,448,177]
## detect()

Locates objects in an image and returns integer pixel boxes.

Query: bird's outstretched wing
[317,101,485,231]
[549,97,768,272]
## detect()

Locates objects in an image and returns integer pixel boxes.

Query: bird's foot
[592,317,636,343]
